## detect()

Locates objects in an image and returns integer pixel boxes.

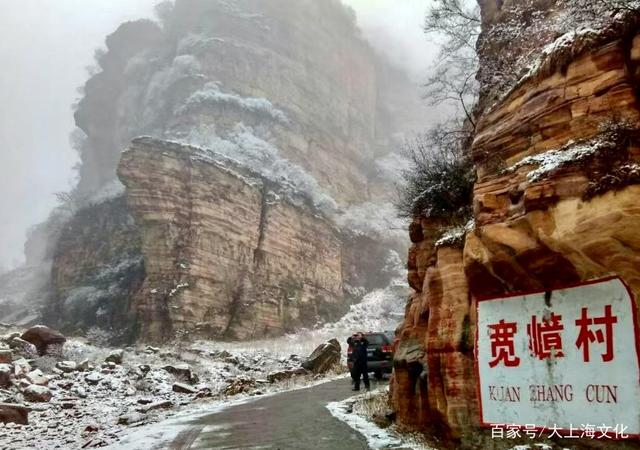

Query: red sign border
[474,275,640,440]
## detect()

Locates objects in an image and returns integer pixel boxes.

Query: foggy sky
[0,0,434,271]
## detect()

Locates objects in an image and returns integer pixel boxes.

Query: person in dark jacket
[347,332,370,391]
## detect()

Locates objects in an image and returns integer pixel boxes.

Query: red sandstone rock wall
[118,137,345,342]
[392,2,640,442]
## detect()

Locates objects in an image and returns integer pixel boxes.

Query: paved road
[170,377,389,450]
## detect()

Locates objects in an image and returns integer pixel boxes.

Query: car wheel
[374,370,383,380]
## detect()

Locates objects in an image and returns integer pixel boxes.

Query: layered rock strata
[40,0,421,340]
[117,137,344,341]
[392,1,640,443]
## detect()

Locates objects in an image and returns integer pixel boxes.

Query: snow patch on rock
[177,81,289,124]
[506,137,613,181]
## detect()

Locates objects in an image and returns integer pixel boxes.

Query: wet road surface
[170,377,389,450]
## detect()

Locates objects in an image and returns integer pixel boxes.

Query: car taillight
[382,344,392,353]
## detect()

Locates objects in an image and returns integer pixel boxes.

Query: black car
[347,331,395,380]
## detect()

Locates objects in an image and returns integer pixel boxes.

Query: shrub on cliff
[396,122,475,222]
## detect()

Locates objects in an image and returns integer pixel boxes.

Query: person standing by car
[347,332,370,391]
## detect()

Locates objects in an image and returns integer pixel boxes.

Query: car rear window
[365,334,386,345]
[384,331,395,341]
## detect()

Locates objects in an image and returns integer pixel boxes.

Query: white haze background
[0,0,436,271]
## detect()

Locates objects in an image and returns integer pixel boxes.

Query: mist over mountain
[0,0,435,271]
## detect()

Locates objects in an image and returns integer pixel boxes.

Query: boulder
[104,349,123,365]
[195,387,213,398]
[77,359,90,371]
[224,377,255,396]
[223,356,239,365]
[0,403,29,424]
[138,400,172,412]
[83,423,99,433]
[23,385,52,402]
[301,339,341,373]
[266,368,308,383]
[56,379,74,390]
[26,369,49,386]
[2,332,20,341]
[8,337,37,356]
[84,372,103,385]
[59,400,76,409]
[0,348,12,363]
[13,358,31,378]
[73,386,87,398]
[56,361,78,373]
[117,412,146,425]
[21,325,66,356]
[172,382,197,394]
[162,364,197,384]
[0,364,12,388]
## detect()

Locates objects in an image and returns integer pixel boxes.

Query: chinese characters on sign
[490,423,630,440]
[476,278,640,436]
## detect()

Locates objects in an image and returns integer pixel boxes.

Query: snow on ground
[0,280,408,449]
[0,332,346,449]
[109,373,350,450]
[326,386,433,450]
[210,279,408,363]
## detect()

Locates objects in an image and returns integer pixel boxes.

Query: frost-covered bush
[396,123,475,222]
[479,0,640,102]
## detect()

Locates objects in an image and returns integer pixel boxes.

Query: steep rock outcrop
[42,0,421,339]
[72,0,417,205]
[48,197,143,339]
[392,1,640,444]
[118,137,344,341]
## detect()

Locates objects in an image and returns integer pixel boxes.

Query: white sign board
[476,277,640,436]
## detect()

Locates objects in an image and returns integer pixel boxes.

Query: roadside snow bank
[327,387,433,450]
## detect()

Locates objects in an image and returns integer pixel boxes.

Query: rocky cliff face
[118,137,344,341]
[46,197,144,339]
[72,0,415,205]
[41,0,417,342]
[392,1,640,443]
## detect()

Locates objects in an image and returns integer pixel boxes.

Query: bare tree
[396,121,475,221]
[423,0,481,129]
